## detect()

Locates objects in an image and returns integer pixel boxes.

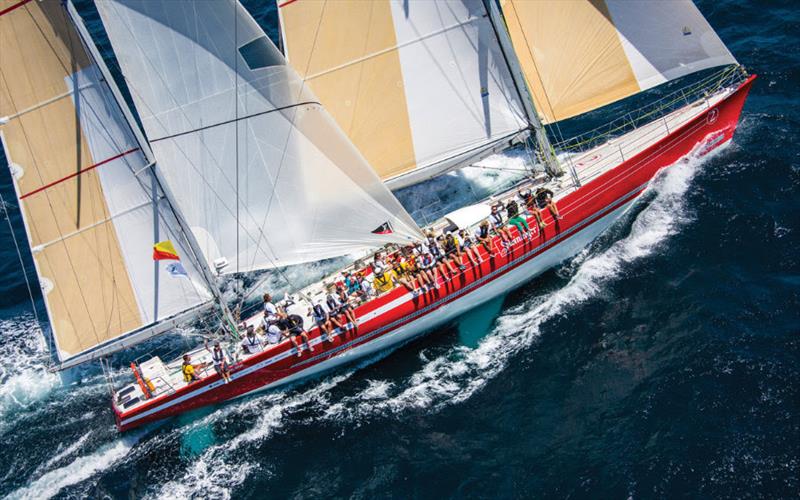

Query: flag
[153,240,180,261]
[371,222,393,235]
[165,262,188,278]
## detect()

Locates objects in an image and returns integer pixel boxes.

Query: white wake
[323,151,707,422]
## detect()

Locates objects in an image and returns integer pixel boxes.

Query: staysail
[277,0,530,188]
[95,0,423,275]
[500,0,738,124]
[0,0,214,369]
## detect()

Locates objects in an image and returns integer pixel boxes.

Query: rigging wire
[66,3,225,350]
[0,194,46,347]
[103,1,306,300]
[100,1,304,333]
[233,0,332,316]
[3,6,103,347]
[505,0,580,186]
[234,0,242,328]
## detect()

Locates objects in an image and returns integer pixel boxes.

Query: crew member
[182,354,201,384]
[489,204,513,246]
[535,187,562,220]
[205,340,232,383]
[279,312,314,357]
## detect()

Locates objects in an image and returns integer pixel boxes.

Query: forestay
[95,0,423,274]
[0,0,213,368]
[500,0,738,123]
[278,0,529,188]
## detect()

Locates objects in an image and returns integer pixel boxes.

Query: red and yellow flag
[153,240,180,261]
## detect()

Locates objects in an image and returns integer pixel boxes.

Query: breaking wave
[0,315,60,432]
[320,149,710,423]
[144,146,717,496]
[151,373,354,499]
[0,143,725,498]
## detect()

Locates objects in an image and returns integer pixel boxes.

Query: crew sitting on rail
[535,187,562,220]
[426,231,456,280]
[311,301,340,343]
[475,220,496,255]
[458,228,482,267]
[443,231,468,271]
[415,242,438,291]
[278,312,314,357]
[391,256,419,296]
[489,204,514,246]
[263,293,280,325]
[242,324,264,354]
[402,246,431,293]
[519,188,546,231]
[182,354,202,384]
[506,197,531,239]
[204,340,232,383]
[335,285,359,333]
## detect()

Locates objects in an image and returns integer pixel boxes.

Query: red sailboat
[0,0,753,432]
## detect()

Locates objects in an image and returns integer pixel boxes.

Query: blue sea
[0,0,797,498]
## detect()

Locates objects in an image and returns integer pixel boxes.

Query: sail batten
[95,0,423,274]
[0,0,214,366]
[500,0,738,124]
[278,0,529,186]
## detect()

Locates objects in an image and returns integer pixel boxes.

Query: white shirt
[242,334,262,353]
[265,324,282,344]
[263,301,279,323]
[360,278,374,296]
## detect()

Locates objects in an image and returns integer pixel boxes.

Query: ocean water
[1,0,798,498]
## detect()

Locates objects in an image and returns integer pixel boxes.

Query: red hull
[116,76,756,432]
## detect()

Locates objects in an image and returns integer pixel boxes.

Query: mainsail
[0,0,213,369]
[95,0,423,274]
[277,0,530,188]
[499,0,738,123]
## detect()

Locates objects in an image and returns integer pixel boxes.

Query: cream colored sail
[95,0,423,274]
[0,0,214,368]
[500,0,738,124]
[278,0,529,188]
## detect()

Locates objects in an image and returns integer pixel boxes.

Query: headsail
[500,0,738,124]
[0,0,213,369]
[277,0,529,188]
[95,0,423,274]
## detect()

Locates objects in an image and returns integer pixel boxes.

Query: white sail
[0,0,213,368]
[500,0,738,123]
[277,0,530,188]
[95,0,423,274]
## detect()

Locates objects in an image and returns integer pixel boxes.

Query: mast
[482,0,564,178]
[67,1,240,338]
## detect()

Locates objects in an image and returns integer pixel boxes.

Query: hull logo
[707,108,719,124]
[698,131,725,156]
